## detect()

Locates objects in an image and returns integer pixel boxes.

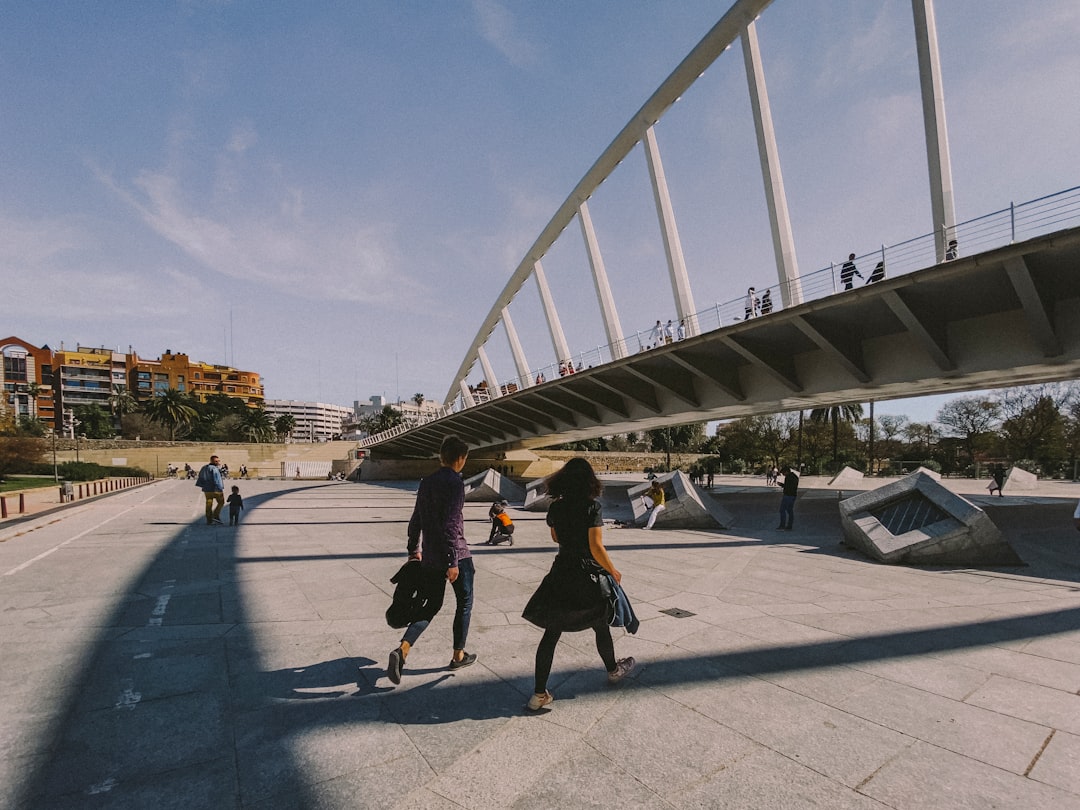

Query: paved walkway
[2,477,1080,808]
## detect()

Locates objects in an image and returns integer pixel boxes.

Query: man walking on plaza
[777,465,799,531]
[387,435,476,684]
[196,455,225,525]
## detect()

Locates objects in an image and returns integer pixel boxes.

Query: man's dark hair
[439,435,469,465]
[545,457,602,500]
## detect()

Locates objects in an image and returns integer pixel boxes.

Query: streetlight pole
[51,430,58,482]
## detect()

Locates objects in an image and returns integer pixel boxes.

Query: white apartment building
[353,394,443,425]
[264,399,352,442]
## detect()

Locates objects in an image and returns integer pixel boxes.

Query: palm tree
[274,413,296,441]
[25,382,43,420]
[142,388,199,440]
[108,384,139,431]
[809,403,864,466]
[239,407,275,443]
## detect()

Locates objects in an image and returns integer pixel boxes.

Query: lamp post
[51,429,58,482]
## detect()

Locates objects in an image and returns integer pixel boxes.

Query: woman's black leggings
[534,619,616,694]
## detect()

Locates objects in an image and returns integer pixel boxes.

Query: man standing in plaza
[196,454,225,525]
[777,465,799,531]
[387,435,476,684]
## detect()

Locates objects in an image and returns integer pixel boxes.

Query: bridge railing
[358,185,1080,448]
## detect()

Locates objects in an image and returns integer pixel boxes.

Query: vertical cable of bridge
[741,19,803,308]
[533,260,572,366]
[644,125,699,336]
[501,307,532,390]
[578,200,627,359]
[477,346,501,399]
[912,0,957,262]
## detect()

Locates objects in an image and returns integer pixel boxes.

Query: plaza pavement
[1,474,1080,808]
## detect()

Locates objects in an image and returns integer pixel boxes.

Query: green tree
[358,405,404,436]
[0,413,45,481]
[16,416,49,437]
[108,384,138,430]
[274,413,297,441]
[142,389,199,440]
[239,407,275,443]
[189,393,249,441]
[647,423,705,453]
[809,403,864,467]
[72,404,114,439]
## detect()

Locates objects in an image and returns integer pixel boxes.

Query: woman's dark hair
[545,457,602,500]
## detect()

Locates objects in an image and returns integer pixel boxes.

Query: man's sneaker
[526,691,554,711]
[449,651,477,670]
[387,647,404,685]
[212,518,224,525]
[607,657,636,684]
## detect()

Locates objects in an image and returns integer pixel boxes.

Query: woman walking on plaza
[522,458,635,711]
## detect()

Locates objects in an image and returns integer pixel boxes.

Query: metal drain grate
[659,608,697,618]
[870,493,949,535]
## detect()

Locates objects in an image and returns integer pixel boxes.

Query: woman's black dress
[522,496,612,632]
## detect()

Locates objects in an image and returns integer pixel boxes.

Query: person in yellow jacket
[643,479,666,530]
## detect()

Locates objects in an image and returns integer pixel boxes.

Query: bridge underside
[370,228,1080,459]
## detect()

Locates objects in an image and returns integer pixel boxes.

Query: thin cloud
[90,134,421,305]
[471,0,538,68]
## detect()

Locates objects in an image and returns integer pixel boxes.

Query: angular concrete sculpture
[622,471,734,529]
[839,472,1022,566]
[910,466,942,480]
[829,466,864,487]
[463,468,525,504]
[523,478,554,512]
[1003,466,1037,493]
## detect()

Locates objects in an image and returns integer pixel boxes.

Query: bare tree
[936,396,1001,465]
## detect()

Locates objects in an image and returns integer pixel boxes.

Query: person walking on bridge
[840,253,862,290]
[386,435,476,685]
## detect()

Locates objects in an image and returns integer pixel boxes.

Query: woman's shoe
[607,657,636,683]
[527,691,554,711]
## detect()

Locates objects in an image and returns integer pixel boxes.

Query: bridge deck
[371,226,1080,458]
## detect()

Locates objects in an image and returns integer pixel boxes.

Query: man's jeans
[779,494,795,529]
[402,557,475,651]
[205,491,224,524]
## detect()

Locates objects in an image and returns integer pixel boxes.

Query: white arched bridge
[361,0,1080,459]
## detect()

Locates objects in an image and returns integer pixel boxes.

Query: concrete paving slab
[5,477,1080,808]
[858,739,1080,810]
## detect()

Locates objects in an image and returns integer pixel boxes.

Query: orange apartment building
[128,350,264,406]
[0,335,57,427]
[1,336,263,430]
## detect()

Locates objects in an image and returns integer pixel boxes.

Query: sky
[2,1,1078,428]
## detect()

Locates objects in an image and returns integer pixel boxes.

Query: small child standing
[227,485,244,526]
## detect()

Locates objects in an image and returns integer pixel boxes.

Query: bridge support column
[912,0,957,262]
[742,20,802,308]
[644,125,699,335]
[477,346,501,399]
[534,259,571,365]
[502,307,532,390]
[459,379,476,409]
[579,201,627,359]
